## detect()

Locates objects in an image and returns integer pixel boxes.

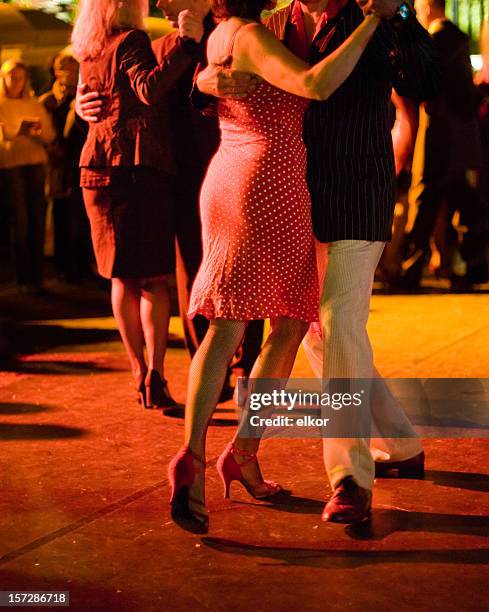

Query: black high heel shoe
[145,369,177,409]
[135,371,148,408]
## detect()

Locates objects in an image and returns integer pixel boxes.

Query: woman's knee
[208,319,247,345]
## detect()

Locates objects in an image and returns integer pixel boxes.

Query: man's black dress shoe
[375,451,425,479]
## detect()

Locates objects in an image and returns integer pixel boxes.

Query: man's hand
[196,57,259,99]
[357,0,401,19]
[178,10,204,43]
[75,85,103,123]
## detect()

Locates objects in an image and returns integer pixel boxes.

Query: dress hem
[188,307,318,323]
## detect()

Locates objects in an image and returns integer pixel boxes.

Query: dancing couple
[167,0,437,531]
[74,0,265,410]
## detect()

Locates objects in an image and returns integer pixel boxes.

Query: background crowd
[0,50,93,295]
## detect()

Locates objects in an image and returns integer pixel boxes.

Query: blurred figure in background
[155,0,264,398]
[41,53,94,284]
[72,0,205,408]
[400,0,487,291]
[474,20,489,267]
[0,60,55,295]
[377,91,419,284]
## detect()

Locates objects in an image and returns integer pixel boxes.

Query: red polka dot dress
[188,79,319,322]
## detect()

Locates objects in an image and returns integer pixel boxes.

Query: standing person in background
[377,91,419,285]
[76,0,265,402]
[474,20,489,275]
[402,0,487,290]
[155,0,265,399]
[41,53,93,284]
[72,0,206,408]
[0,60,55,296]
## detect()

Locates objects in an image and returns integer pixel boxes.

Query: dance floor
[0,290,488,611]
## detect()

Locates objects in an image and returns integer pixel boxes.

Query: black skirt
[82,167,175,279]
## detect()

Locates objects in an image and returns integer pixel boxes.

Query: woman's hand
[178,10,204,44]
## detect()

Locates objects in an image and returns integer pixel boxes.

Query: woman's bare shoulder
[232,19,282,59]
[235,20,270,44]
[207,19,269,60]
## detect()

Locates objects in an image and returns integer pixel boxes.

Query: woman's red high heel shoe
[217,443,282,500]
[168,446,208,533]
[134,370,148,408]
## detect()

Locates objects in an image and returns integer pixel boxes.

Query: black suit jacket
[152,18,220,193]
[414,19,482,181]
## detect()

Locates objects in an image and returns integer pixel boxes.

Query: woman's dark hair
[211,0,271,22]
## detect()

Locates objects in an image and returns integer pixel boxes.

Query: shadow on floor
[226,492,324,515]
[0,402,54,415]
[202,536,489,569]
[226,490,489,539]
[346,508,489,540]
[13,324,185,355]
[0,283,112,322]
[0,423,87,441]
[3,359,123,376]
[15,324,121,354]
[424,470,489,493]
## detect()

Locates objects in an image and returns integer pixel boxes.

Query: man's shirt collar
[287,0,349,60]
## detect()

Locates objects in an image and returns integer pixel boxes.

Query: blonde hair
[0,59,31,99]
[71,0,148,61]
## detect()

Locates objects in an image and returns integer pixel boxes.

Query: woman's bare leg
[184,319,247,515]
[233,317,309,491]
[185,319,247,456]
[140,275,171,379]
[111,278,146,382]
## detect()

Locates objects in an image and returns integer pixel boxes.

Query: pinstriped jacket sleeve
[369,13,440,102]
